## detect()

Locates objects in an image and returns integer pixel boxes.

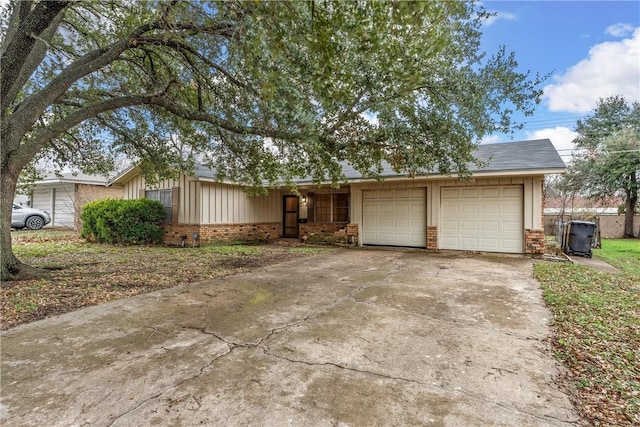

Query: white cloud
[543,28,640,113]
[606,23,635,37]
[483,10,517,26]
[480,135,501,144]
[526,126,577,162]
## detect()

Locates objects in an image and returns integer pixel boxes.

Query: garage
[362,188,426,247]
[31,185,75,228]
[440,186,523,253]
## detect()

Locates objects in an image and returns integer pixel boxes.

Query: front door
[282,196,299,238]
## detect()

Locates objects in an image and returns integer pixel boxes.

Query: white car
[11,204,51,230]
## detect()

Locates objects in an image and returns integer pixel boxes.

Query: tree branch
[135,36,255,94]
[14,94,162,170]
[8,17,238,150]
[151,96,300,141]
[4,11,67,108]
[1,1,70,105]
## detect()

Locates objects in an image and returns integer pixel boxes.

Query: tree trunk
[623,191,637,238]
[1,167,21,280]
[623,172,638,238]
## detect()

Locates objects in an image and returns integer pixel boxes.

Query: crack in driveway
[2,249,579,426]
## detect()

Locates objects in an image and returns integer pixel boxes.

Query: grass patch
[535,239,640,426]
[287,247,334,255]
[200,244,263,256]
[594,239,640,276]
[3,230,334,329]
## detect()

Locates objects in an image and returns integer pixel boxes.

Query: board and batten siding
[121,172,281,225]
[121,174,179,200]
[200,182,281,224]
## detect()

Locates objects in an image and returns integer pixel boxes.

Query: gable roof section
[111,139,565,186]
[33,172,111,186]
[473,139,566,173]
[319,138,566,182]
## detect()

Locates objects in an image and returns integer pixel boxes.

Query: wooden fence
[544,214,640,238]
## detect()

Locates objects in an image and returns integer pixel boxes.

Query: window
[315,194,332,222]
[145,189,172,223]
[333,193,349,222]
[310,193,349,223]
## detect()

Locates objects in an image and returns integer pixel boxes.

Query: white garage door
[362,188,426,247]
[440,186,523,253]
[31,185,75,228]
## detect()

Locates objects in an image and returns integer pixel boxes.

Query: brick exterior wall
[74,184,123,231]
[426,226,438,251]
[524,229,545,254]
[299,222,348,236]
[162,222,282,245]
[346,223,358,243]
[162,224,201,246]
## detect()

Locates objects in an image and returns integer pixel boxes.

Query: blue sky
[480,1,640,161]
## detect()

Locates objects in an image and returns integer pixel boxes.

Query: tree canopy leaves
[2,0,544,185]
[569,96,640,237]
[1,0,546,278]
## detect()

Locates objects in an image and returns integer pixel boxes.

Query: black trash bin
[565,220,597,258]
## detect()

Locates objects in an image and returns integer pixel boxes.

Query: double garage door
[362,186,523,253]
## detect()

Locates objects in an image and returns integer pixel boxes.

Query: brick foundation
[162,222,282,245]
[162,224,201,246]
[524,229,545,254]
[426,226,438,251]
[299,222,348,236]
[346,223,358,244]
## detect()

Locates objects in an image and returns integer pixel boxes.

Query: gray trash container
[565,220,597,258]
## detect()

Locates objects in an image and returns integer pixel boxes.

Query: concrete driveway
[1,249,578,426]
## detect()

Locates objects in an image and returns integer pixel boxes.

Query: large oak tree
[1,0,544,279]
[570,96,640,237]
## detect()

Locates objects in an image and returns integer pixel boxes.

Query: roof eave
[191,176,244,186]
[109,166,142,186]
[296,167,566,186]
[33,178,110,186]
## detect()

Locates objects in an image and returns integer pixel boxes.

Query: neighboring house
[544,196,624,216]
[111,139,565,254]
[28,173,123,230]
[12,193,29,206]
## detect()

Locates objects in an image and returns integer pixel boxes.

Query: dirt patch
[1,248,578,426]
[1,231,333,330]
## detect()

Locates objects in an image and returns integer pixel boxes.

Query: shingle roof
[472,139,566,172]
[114,139,565,185]
[305,138,566,182]
[34,172,111,185]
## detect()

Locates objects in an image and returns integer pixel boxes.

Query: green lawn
[535,239,640,426]
[595,239,640,276]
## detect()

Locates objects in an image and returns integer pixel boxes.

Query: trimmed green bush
[81,199,165,244]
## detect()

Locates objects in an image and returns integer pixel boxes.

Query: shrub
[81,199,165,244]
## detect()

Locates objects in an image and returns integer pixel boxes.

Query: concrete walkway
[567,254,619,273]
[1,249,579,426]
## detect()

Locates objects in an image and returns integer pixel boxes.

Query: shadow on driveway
[1,249,578,426]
